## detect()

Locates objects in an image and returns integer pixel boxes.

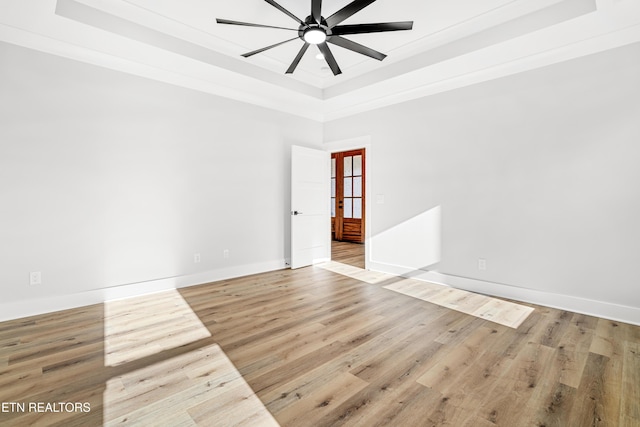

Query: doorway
[331,148,365,268]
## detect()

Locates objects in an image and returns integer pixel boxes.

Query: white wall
[325,42,640,320]
[2,38,639,324]
[0,42,322,319]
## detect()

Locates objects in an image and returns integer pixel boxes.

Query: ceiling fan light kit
[216,0,413,76]
[303,28,327,44]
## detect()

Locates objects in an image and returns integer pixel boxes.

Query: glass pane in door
[344,156,353,176]
[344,177,352,197]
[343,198,353,218]
[353,177,362,197]
[353,198,362,219]
[331,157,336,218]
[353,155,362,176]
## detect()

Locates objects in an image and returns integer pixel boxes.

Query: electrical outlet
[223,249,229,259]
[30,272,42,285]
[194,253,201,263]
[478,258,487,271]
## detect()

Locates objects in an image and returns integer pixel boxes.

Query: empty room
[1,0,639,426]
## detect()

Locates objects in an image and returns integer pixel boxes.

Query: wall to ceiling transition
[0,42,322,320]
[324,42,640,322]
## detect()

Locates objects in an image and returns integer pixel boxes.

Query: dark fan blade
[317,42,342,75]
[328,35,386,61]
[242,37,299,57]
[286,43,310,74]
[311,0,322,24]
[331,21,413,35]
[216,18,297,31]
[325,0,377,28]
[264,0,304,25]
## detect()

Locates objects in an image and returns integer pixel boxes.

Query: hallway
[331,240,364,268]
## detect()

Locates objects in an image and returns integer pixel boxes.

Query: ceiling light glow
[304,28,326,45]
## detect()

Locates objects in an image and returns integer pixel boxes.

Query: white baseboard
[369,261,640,326]
[0,259,287,322]
[5,259,638,327]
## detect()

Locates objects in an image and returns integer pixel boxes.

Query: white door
[291,145,330,269]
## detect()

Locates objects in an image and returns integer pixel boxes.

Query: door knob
[292,210,303,215]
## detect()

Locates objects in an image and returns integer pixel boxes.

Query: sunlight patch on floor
[103,343,280,426]
[104,289,211,367]
[317,261,533,328]
[317,261,392,284]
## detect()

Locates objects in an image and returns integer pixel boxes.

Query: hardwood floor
[332,240,365,268]
[1,265,639,426]
[318,261,534,328]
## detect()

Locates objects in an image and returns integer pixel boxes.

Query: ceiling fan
[216,0,413,75]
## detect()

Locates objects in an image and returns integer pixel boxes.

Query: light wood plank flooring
[329,241,533,328]
[332,240,365,268]
[1,265,639,426]
[318,261,533,328]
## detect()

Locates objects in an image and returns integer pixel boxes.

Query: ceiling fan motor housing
[299,15,332,43]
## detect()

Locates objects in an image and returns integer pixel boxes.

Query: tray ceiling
[1,0,639,121]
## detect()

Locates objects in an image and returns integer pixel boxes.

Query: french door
[331,149,365,243]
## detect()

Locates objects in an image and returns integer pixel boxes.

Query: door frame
[325,136,372,270]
